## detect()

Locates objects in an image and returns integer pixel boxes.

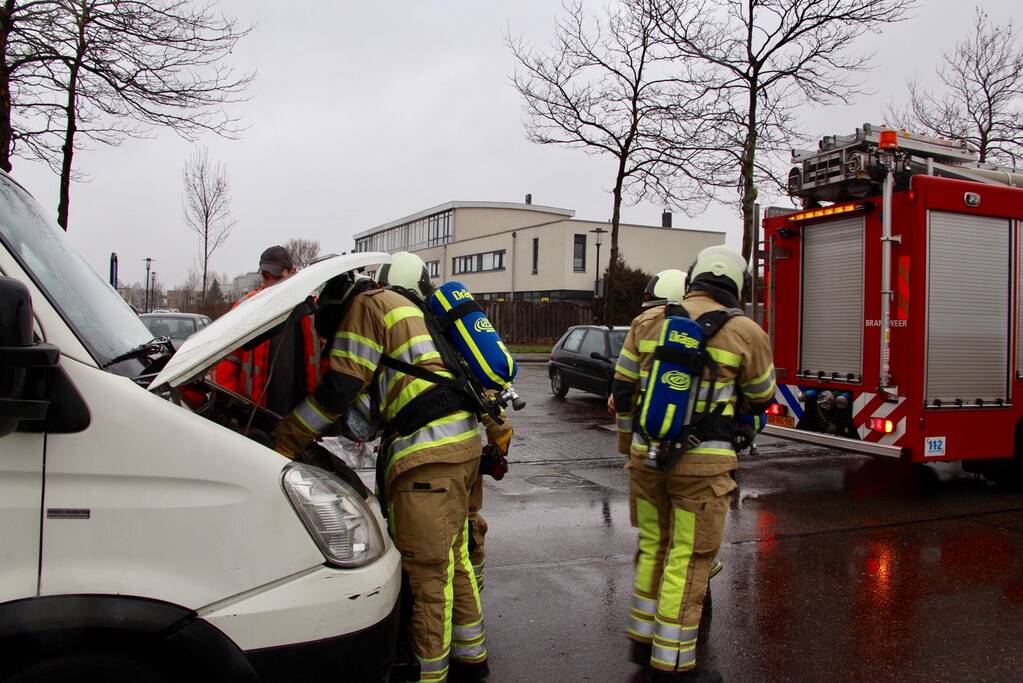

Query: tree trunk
[603,180,624,326]
[57,7,87,230]
[0,0,15,173]
[740,80,759,264]
[56,63,79,230]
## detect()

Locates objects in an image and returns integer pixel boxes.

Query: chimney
[525,193,532,205]
[661,210,672,228]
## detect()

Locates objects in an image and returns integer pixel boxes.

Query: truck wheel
[550,369,569,397]
[7,652,176,683]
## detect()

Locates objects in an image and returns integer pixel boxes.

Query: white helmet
[642,269,687,308]
[688,245,748,296]
[378,251,433,299]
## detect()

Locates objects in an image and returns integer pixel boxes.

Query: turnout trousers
[627,467,735,673]
[467,473,487,590]
[390,458,487,682]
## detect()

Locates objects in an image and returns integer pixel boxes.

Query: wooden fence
[481,301,594,344]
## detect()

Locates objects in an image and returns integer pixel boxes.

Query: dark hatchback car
[548,325,629,398]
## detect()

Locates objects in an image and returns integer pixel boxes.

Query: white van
[0,173,400,682]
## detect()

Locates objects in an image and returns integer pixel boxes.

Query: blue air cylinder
[427,281,517,392]
[638,315,705,467]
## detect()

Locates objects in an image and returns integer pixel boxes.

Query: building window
[573,234,586,272]
[452,250,505,275]
[532,237,539,274]
[355,210,453,254]
[427,260,440,278]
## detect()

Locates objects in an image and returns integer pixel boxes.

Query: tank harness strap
[435,299,484,330]
[651,345,703,373]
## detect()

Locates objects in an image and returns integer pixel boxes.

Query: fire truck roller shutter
[926,211,1011,406]
[800,216,864,380]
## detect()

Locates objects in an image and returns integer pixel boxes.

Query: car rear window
[562,328,586,352]
[579,330,606,357]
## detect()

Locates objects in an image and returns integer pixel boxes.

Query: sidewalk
[512,352,549,364]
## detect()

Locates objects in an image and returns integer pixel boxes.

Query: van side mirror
[0,277,60,437]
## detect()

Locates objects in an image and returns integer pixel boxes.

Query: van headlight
[281,463,385,568]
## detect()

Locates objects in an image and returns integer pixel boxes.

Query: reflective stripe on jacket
[211,287,321,406]
[612,292,776,476]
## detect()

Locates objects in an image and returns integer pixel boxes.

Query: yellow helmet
[688,245,747,296]
[642,269,687,308]
[378,251,433,299]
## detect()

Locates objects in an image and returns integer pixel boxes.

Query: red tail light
[868,417,894,434]
[767,403,787,416]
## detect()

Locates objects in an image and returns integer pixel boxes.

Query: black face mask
[689,275,741,310]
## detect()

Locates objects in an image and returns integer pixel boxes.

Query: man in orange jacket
[213,245,321,414]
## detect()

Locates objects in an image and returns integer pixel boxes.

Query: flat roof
[354,201,576,239]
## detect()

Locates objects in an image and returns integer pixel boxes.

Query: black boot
[649,668,723,683]
[449,659,490,682]
[629,640,653,667]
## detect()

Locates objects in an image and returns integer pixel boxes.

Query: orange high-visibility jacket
[212,288,321,406]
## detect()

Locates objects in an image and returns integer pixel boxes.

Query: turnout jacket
[274,289,481,484]
[613,291,776,476]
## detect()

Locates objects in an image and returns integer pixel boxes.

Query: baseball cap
[259,245,294,277]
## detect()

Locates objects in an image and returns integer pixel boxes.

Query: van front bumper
[245,601,399,683]
[197,544,402,681]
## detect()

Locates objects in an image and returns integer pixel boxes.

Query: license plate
[767,415,795,428]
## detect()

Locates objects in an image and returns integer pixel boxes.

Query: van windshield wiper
[102,336,172,369]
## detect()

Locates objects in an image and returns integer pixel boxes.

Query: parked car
[0,171,400,683]
[548,324,629,398]
[140,312,212,350]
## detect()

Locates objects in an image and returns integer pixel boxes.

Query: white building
[353,199,724,303]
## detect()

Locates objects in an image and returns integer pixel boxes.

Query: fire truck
[759,123,1023,484]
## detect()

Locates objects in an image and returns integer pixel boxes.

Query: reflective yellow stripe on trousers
[629,497,660,641]
[651,507,697,671]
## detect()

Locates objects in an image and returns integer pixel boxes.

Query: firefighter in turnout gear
[274,252,489,683]
[611,248,775,682]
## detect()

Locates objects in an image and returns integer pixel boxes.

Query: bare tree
[886,8,1023,166]
[284,238,321,269]
[0,0,67,172]
[508,0,716,323]
[20,0,252,229]
[647,0,911,262]
[183,146,234,303]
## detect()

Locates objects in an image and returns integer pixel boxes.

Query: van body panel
[40,357,326,606]
[0,433,42,602]
[200,553,402,651]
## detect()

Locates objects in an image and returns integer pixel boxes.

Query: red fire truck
[760,123,1023,484]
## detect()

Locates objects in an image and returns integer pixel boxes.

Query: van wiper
[102,336,173,368]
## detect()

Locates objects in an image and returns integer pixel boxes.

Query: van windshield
[0,174,153,368]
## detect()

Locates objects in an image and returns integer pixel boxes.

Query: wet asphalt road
[477,361,1023,682]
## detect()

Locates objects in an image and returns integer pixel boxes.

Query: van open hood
[148,253,390,391]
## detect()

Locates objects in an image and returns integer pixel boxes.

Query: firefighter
[611,247,775,682]
[213,245,320,414]
[273,252,488,683]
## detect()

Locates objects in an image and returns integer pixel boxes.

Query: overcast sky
[11,0,1019,289]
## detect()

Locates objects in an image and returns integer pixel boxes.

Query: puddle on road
[524,473,602,489]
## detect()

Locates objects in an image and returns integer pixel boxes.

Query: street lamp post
[143,257,154,312]
[589,227,607,323]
